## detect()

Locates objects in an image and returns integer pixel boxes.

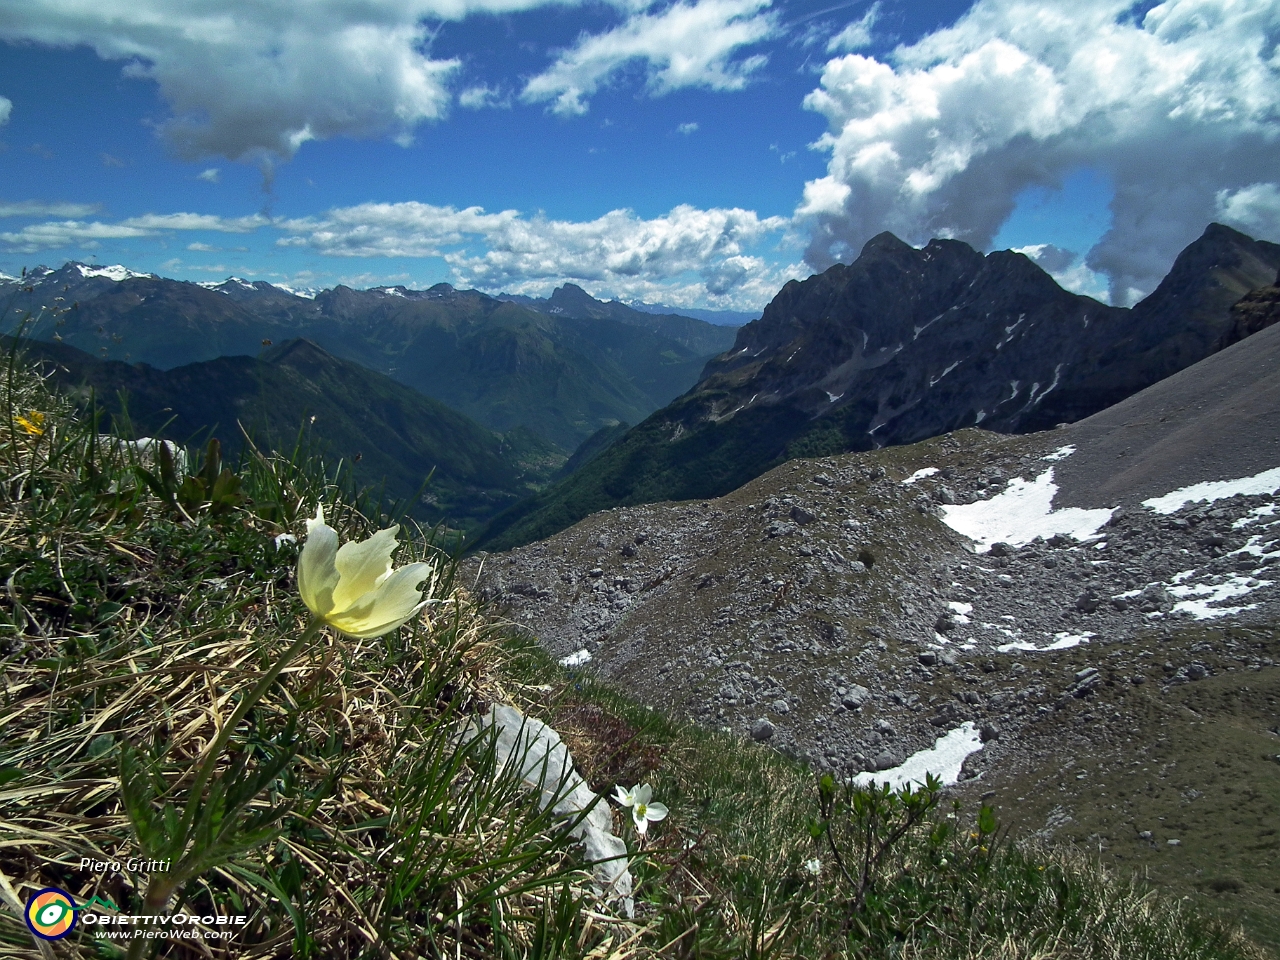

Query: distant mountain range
[477,223,1280,551]
[20,336,559,532]
[1,267,738,452]
[618,300,758,328]
[498,284,744,353]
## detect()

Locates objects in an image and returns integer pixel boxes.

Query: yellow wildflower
[14,410,45,436]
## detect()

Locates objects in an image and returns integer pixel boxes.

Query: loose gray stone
[468,704,633,915]
[790,505,817,525]
[1075,592,1101,613]
[874,749,904,771]
[842,684,870,709]
[751,718,776,741]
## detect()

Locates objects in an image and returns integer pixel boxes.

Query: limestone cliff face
[1221,269,1280,347]
[696,223,1280,442]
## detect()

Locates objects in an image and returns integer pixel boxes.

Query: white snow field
[1142,465,1280,514]
[940,469,1114,552]
[852,722,984,791]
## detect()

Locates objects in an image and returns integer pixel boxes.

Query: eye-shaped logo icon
[25,887,78,940]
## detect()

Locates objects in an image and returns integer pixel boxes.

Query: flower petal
[327,599,428,639]
[325,561,433,638]
[613,785,634,806]
[297,505,340,616]
[644,802,668,822]
[331,525,400,612]
[634,784,652,805]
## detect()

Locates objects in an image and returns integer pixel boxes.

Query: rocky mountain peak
[479,224,1280,553]
[548,282,600,315]
[261,336,333,370]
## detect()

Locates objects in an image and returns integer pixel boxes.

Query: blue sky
[0,0,1276,311]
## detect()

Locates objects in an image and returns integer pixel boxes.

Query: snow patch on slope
[902,467,939,485]
[76,264,155,282]
[1142,466,1280,515]
[997,631,1093,654]
[852,723,983,791]
[940,469,1114,552]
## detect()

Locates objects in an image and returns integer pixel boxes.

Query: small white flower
[274,533,297,550]
[612,783,668,835]
[805,858,822,875]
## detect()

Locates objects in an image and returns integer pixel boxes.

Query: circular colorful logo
[25,887,78,941]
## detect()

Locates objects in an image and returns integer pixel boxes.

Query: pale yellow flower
[297,504,434,638]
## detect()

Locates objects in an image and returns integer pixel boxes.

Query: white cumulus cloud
[826,2,878,52]
[0,1,574,160]
[522,0,777,115]
[797,0,1280,304]
[1216,182,1280,238]
[197,168,220,183]
[120,212,268,233]
[0,220,155,253]
[277,200,795,309]
[0,211,269,253]
[0,95,11,124]
[458,84,510,110]
[0,200,102,218]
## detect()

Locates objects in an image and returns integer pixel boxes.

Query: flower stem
[177,616,324,849]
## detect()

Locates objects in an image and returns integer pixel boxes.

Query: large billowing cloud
[522,0,776,115]
[278,200,795,308]
[1,0,778,160]
[798,0,1280,304]
[0,1,548,160]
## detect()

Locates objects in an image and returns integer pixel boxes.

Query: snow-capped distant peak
[0,271,17,282]
[196,277,255,292]
[75,263,155,282]
[271,282,317,299]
